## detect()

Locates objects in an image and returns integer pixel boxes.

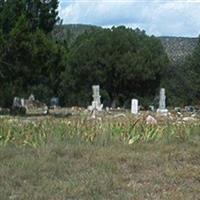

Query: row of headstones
[13,94,35,108]
[131,88,168,114]
[89,85,168,114]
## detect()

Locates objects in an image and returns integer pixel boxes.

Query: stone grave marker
[131,99,139,114]
[157,88,168,113]
[88,85,103,111]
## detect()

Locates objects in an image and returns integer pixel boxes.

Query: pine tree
[0,0,66,107]
[26,0,59,33]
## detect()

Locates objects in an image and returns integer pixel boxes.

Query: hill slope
[53,24,101,46]
[159,36,198,64]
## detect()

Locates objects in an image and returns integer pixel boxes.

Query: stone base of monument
[157,109,168,113]
[11,106,26,115]
[88,101,103,112]
[156,109,168,116]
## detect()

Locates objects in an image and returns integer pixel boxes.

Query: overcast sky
[59,0,200,37]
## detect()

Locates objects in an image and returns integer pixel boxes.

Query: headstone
[157,88,168,113]
[174,107,181,112]
[21,98,25,107]
[88,85,103,111]
[149,105,155,112]
[185,106,195,113]
[131,99,138,114]
[92,85,101,105]
[29,94,35,101]
[13,97,21,108]
[12,97,26,115]
[50,97,59,107]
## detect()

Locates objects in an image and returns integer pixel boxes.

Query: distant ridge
[159,36,198,64]
[53,24,199,65]
[53,24,101,46]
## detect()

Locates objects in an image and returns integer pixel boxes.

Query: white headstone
[131,99,138,114]
[88,85,103,111]
[29,94,35,101]
[21,98,25,107]
[13,97,21,108]
[157,88,168,113]
[92,85,101,105]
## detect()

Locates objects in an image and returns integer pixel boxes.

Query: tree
[0,0,5,12]
[60,26,169,107]
[0,0,26,35]
[0,0,65,107]
[0,0,59,34]
[26,0,59,33]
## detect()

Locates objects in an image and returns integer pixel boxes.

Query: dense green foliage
[0,0,59,34]
[0,0,66,106]
[162,37,200,106]
[60,26,169,107]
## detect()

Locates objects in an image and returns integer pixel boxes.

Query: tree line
[0,0,199,108]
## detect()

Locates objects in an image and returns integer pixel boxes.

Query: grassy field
[0,114,200,199]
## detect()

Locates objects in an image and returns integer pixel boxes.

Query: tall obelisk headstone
[92,85,101,106]
[157,88,168,113]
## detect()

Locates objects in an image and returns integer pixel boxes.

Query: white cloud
[59,0,200,37]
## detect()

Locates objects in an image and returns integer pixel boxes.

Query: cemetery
[0,85,200,199]
[0,67,200,199]
[0,85,200,146]
[0,1,200,199]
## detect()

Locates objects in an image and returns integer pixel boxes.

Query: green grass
[0,115,200,199]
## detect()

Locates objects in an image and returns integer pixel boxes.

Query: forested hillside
[53,24,200,106]
[52,24,101,46]
[54,24,198,65]
[159,36,198,64]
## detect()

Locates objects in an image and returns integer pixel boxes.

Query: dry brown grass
[0,139,200,199]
